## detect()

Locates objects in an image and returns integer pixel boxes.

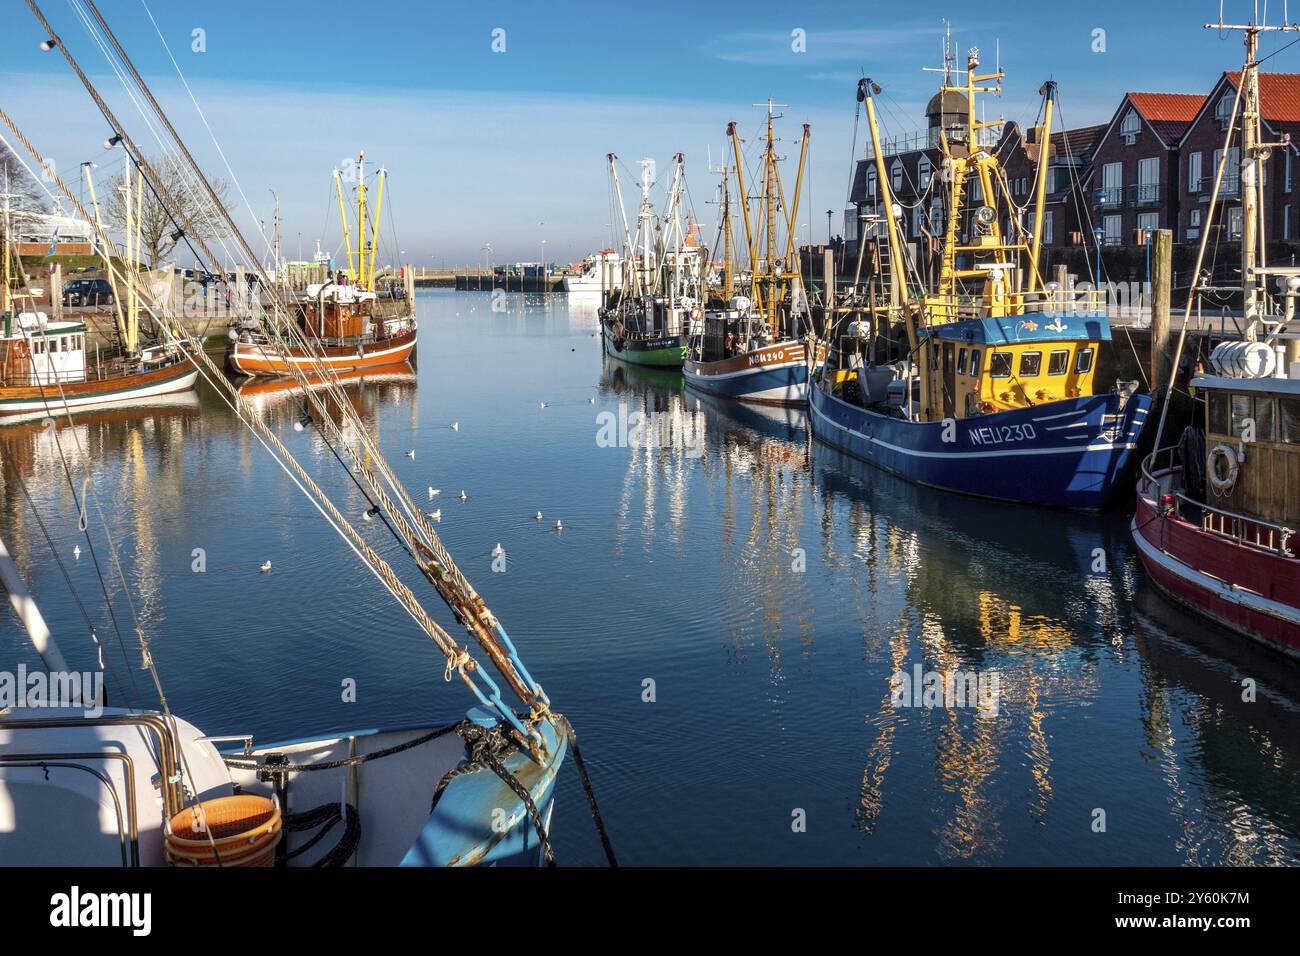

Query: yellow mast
[334,167,354,278]
[367,165,386,291]
[1025,82,1056,296]
[763,103,777,335]
[86,163,128,350]
[861,78,911,346]
[728,121,761,317]
[780,123,810,328]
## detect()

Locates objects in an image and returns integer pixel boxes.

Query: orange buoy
[165,795,282,867]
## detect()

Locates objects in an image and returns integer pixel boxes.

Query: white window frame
[1042,209,1054,245]
[891,159,904,193]
[1103,213,1123,246]
[1188,151,1202,193]
[918,157,932,189]
[1120,108,1141,144]
[1101,162,1123,206]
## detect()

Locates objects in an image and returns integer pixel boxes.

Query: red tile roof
[1127,91,1206,123]
[1125,92,1205,146]
[1225,71,1300,122]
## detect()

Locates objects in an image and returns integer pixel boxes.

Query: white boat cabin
[1,312,87,387]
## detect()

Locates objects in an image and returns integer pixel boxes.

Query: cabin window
[1047,349,1070,375]
[968,349,981,375]
[989,352,1012,378]
[1018,351,1042,377]
[957,348,967,374]
[34,340,45,354]
[1075,347,1094,374]
[1208,391,1230,434]
[1253,396,1276,441]
[1230,394,1252,437]
[1281,397,1300,444]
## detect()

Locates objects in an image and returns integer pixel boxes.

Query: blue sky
[0,1,1291,265]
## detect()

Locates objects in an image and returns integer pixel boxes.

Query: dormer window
[866,167,877,200]
[1120,108,1140,145]
[1215,90,1235,129]
[918,157,932,188]
[891,159,904,193]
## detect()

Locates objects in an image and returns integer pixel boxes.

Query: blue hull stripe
[808,381,1152,510]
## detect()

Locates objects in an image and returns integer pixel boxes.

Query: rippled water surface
[4,289,1300,865]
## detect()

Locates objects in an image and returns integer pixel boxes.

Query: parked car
[62,278,115,307]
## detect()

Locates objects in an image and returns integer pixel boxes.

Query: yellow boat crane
[726,100,809,340]
[333,151,387,290]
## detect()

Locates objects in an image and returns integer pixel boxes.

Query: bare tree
[0,140,45,233]
[105,155,231,267]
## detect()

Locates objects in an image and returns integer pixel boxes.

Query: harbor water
[3,288,1299,866]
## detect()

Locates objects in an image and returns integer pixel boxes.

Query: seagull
[588,397,595,404]
[450,422,460,431]
[362,511,374,522]
[73,544,81,560]
[535,511,543,521]
[492,543,504,557]
[427,509,442,522]
[404,449,416,459]
[260,561,272,573]
[428,487,441,499]
[458,490,469,501]
[555,520,563,531]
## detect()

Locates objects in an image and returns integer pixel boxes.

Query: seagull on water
[260,561,272,573]
[535,511,543,521]
[555,520,563,531]
[428,487,441,499]
[459,490,469,501]
[450,422,460,431]
[427,509,441,521]
[73,544,81,560]
[404,449,416,459]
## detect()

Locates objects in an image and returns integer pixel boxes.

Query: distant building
[1086,91,1203,246]
[846,71,1300,261]
[1176,71,1300,246]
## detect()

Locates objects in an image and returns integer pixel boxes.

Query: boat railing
[1140,444,1295,558]
[921,287,1107,325]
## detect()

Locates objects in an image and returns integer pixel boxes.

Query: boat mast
[357,151,366,287]
[638,158,654,296]
[861,79,911,342]
[762,100,780,336]
[727,121,760,319]
[334,167,355,279]
[1025,82,1056,296]
[722,164,733,301]
[367,165,386,290]
[607,154,638,298]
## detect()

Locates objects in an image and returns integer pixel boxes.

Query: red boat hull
[1133,471,1300,660]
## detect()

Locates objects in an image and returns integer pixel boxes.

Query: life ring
[1207,443,1239,495]
[690,305,703,322]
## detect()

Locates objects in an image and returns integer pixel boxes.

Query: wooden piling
[1151,228,1172,392]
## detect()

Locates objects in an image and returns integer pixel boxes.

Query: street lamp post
[1092,226,1104,292]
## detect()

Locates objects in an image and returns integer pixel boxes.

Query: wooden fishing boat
[229,287,416,376]
[809,55,1150,509]
[229,152,417,377]
[1,160,196,421]
[0,313,196,421]
[1133,19,1300,660]
[684,108,824,406]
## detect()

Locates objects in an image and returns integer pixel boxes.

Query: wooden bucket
[166,795,282,867]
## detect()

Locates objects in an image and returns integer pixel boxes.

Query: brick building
[1176,71,1300,247]
[1085,92,1203,247]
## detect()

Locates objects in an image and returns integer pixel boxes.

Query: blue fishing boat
[810,313,1151,509]
[810,53,1150,510]
[684,107,822,405]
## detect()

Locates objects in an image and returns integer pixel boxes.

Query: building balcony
[1193,175,1241,200]
[1094,183,1163,209]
